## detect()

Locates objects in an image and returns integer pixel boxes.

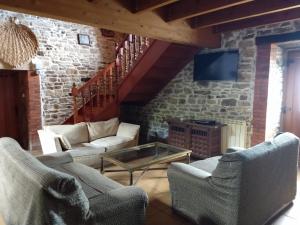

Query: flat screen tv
[194,50,239,81]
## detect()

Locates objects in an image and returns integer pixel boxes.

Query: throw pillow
[54,133,72,150]
[47,130,72,150]
[87,117,119,141]
[44,122,89,146]
[116,122,140,139]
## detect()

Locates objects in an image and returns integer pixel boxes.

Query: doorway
[265,45,284,140]
[253,34,300,146]
[0,70,29,148]
[281,50,300,137]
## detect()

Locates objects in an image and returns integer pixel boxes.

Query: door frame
[281,50,300,134]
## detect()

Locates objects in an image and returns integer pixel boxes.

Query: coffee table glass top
[101,142,192,171]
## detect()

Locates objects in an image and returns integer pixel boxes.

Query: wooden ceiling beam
[191,0,300,28]
[0,0,220,47]
[132,0,179,13]
[214,8,300,33]
[164,0,253,22]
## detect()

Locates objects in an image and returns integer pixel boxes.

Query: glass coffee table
[100,142,192,185]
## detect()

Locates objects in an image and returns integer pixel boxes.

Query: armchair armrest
[168,162,211,180]
[36,152,73,167]
[90,186,148,224]
[38,130,63,154]
[226,147,245,154]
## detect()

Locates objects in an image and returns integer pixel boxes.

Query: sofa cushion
[44,122,89,146]
[37,152,74,167]
[68,145,106,156]
[53,162,123,199]
[90,136,133,150]
[67,145,106,168]
[116,122,140,139]
[87,118,119,141]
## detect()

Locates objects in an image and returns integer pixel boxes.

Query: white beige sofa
[38,118,140,168]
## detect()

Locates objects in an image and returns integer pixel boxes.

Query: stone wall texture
[122,19,300,147]
[0,9,124,125]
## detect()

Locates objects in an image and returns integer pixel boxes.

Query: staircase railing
[71,34,152,123]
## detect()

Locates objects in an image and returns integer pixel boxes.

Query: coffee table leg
[129,172,133,185]
[187,153,191,164]
[101,157,104,174]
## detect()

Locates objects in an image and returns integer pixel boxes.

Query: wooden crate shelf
[168,119,222,158]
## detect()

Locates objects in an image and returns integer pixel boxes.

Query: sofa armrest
[36,152,73,167]
[38,130,63,154]
[90,186,148,224]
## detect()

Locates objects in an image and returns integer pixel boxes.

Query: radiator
[217,119,248,154]
[195,117,248,154]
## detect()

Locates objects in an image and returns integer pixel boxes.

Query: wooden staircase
[121,43,199,104]
[65,34,199,124]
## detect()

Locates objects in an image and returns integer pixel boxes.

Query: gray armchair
[168,132,299,225]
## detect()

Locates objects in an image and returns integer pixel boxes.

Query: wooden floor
[105,165,300,225]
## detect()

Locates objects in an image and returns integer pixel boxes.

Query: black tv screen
[194,50,239,81]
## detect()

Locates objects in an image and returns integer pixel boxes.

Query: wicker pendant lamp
[0,17,39,67]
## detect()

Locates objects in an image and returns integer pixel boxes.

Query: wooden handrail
[70,34,152,123]
[72,62,115,95]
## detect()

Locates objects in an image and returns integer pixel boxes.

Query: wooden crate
[168,119,221,158]
[189,124,221,158]
[168,120,189,149]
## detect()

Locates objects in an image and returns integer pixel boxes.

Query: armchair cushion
[116,122,140,139]
[44,122,89,146]
[87,117,119,141]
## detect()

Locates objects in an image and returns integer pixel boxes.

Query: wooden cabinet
[168,119,222,158]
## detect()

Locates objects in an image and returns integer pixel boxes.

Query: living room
[0,1,300,225]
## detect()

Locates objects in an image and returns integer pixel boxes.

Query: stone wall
[122,19,300,147]
[0,9,124,125]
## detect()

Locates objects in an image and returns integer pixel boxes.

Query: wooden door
[0,70,28,148]
[282,50,300,138]
[0,71,18,140]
